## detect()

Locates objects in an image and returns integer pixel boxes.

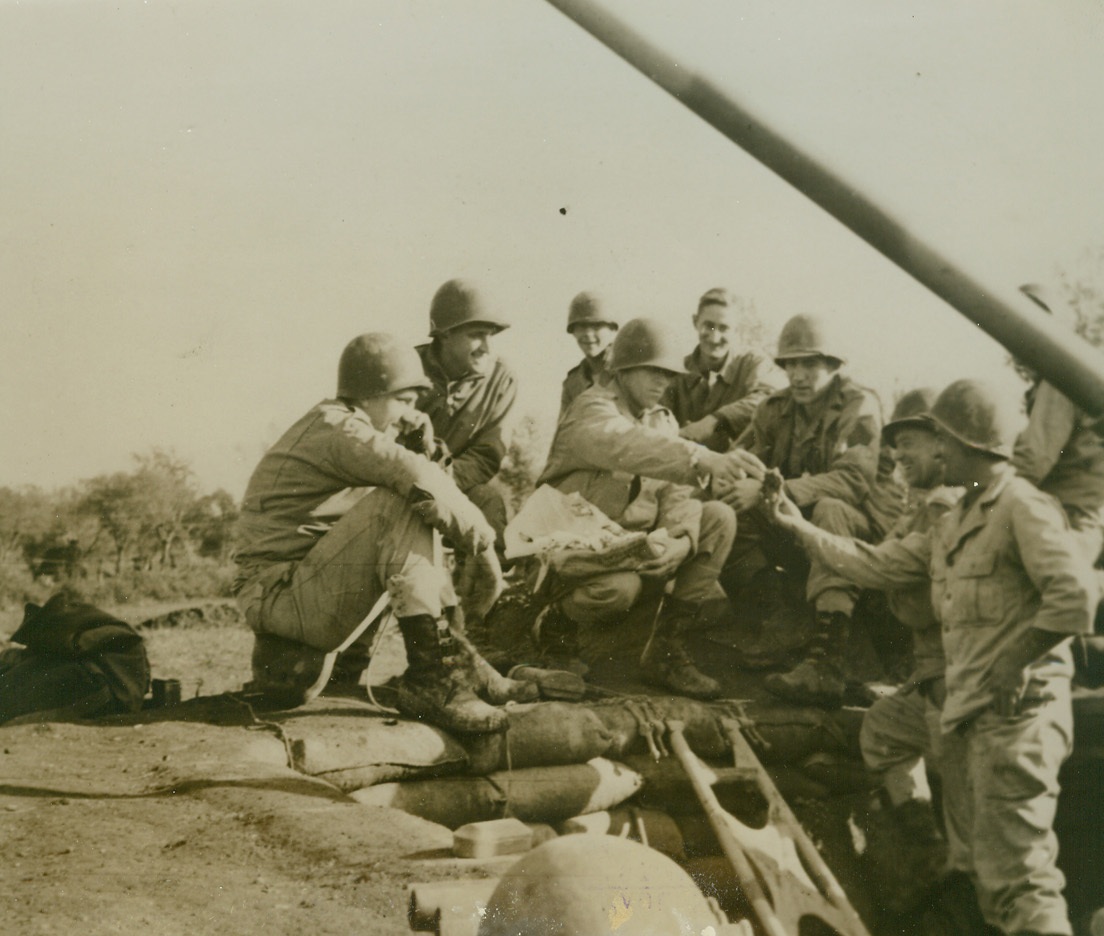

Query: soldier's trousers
[860,679,969,848]
[940,686,1074,936]
[236,488,455,652]
[561,501,736,625]
[723,496,871,614]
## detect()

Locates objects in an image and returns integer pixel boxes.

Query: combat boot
[389,614,508,734]
[447,615,540,704]
[533,604,589,678]
[764,611,848,708]
[640,597,722,700]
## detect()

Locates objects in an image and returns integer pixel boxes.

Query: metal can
[151,678,182,707]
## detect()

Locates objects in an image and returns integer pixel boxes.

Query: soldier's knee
[700,501,737,551]
[561,572,642,625]
[811,497,865,536]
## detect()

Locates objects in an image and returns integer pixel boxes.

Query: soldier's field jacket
[863,485,961,685]
[560,349,613,418]
[416,343,518,494]
[233,399,477,587]
[1013,379,1104,531]
[665,348,782,451]
[793,466,1095,730]
[736,374,882,511]
[538,382,705,552]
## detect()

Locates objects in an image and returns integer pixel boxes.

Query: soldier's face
[933,431,971,486]
[438,325,495,377]
[619,366,674,412]
[891,427,942,489]
[694,305,734,367]
[782,356,834,404]
[362,389,420,432]
[571,323,617,360]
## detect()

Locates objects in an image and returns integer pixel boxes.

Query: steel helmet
[774,314,845,367]
[567,291,619,333]
[428,279,510,337]
[697,286,737,314]
[882,387,938,446]
[608,317,688,374]
[477,835,725,936]
[336,333,430,400]
[930,379,1018,459]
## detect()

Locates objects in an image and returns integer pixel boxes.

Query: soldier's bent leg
[860,683,937,805]
[265,487,444,650]
[806,497,871,615]
[560,572,643,626]
[670,501,737,605]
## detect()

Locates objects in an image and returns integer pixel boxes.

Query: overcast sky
[3,0,1103,497]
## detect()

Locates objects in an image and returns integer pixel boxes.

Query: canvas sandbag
[590,697,729,759]
[462,702,614,775]
[351,757,642,829]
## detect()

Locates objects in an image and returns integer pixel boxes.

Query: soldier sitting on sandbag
[0,590,149,724]
[531,317,763,700]
[232,332,534,735]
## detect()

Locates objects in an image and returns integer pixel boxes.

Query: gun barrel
[544,0,1104,415]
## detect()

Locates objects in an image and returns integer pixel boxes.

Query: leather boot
[533,603,589,678]
[764,611,849,708]
[447,614,540,704]
[390,614,507,734]
[640,597,722,700]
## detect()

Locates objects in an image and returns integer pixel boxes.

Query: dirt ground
[1,598,1101,936]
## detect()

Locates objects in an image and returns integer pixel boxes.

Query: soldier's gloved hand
[457,546,504,623]
[410,487,496,556]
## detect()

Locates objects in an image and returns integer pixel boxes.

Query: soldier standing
[560,291,619,418]
[666,286,782,452]
[769,379,1095,936]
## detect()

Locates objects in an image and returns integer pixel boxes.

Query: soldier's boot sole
[764,658,846,708]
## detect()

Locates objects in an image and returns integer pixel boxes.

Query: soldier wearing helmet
[768,378,1095,936]
[532,317,764,699]
[665,287,784,452]
[415,279,517,539]
[1012,284,1104,688]
[233,332,534,735]
[719,312,888,707]
[559,290,619,418]
[837,388,965,911]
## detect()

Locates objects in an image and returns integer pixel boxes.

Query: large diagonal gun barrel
[543,0,1104,416]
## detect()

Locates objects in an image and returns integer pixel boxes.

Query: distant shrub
[86,559,235,606]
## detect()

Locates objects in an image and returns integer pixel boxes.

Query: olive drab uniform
[539,381,735,619]
[791,465,1095,936]
[416,342,517,536]
[725,373,884,614]
[1013,379,1104,565]
[664,347,782,452]
[234,399,489,653]
[560,348,613,418]
[857,485,961,806]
